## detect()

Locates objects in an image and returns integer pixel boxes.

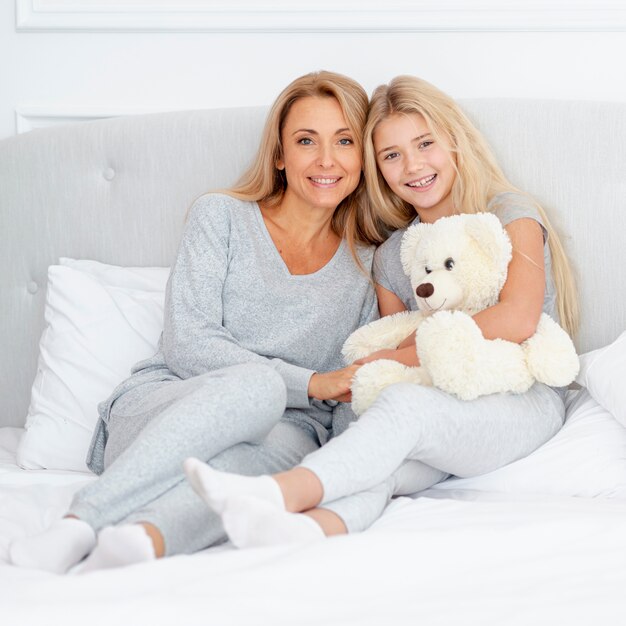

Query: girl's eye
[383,152,399,161]
[419,140,433,149]
[444,257,455,271]
[338,137,353,145]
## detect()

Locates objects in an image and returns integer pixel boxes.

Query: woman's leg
[9,363,286,573]
[70,362,286,528]
[75,420,319,570]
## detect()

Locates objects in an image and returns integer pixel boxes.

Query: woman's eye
[338,137,353,145]
[444,258,455,270]
[298,137,314,145]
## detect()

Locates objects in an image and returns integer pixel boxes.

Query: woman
[9,71,383,573]
[183,75,578,547]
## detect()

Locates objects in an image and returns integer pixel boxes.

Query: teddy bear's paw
[351,360,426,415]
[523,314,580,386]
[342,311,424,363]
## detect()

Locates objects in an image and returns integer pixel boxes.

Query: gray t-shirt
[87,193,377,472]
[373,192,558,321]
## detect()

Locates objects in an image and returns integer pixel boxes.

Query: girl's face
[278,96,362,214]
[373,113,456,223]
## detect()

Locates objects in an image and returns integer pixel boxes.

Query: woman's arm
[162,198,319,407]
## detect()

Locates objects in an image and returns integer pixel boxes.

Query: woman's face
[278,96,362,213]
[373,112,456,223]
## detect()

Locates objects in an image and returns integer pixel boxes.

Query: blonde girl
[184,76,578,546]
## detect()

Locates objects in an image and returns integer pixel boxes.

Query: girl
[9,71,384,573]
[183,75,579,547]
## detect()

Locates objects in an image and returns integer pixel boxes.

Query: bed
[1,99,626,624]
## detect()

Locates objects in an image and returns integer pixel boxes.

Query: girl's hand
[354,349,398,365]
[355,345,420,367]
[308,364,361,401]
[397,331,417,349]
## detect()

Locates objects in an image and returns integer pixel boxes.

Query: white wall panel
[15,0,626,32]
[2,1,626,140]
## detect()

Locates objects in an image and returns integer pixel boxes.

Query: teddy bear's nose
[416,283,434,298]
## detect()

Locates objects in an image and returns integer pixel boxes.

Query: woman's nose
[317,144,335,168]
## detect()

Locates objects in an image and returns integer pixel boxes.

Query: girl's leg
[9,363,286,573]
[76,420,319,571]
[304,382,563,505]
[187,382,562,521]
[219,458,448,548]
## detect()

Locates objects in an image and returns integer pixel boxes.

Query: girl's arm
[353,283,420,366]
[473,218,545,342]
[376,283,407,317]
[359,218,545,366]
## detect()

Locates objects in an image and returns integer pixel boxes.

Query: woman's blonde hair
[364,75,579,335]
[227,70,387,266]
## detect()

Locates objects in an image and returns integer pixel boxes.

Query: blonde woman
[9,71,383,573]
[185,75,578,546]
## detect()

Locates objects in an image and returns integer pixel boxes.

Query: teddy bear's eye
[444,257,455,271]
[424,266,432,274]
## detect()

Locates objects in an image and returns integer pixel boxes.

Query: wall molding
[16,1,626,33]
[15,107,165,134]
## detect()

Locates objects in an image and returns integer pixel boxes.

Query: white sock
[9,517,96,574]
[184,457,284,514]
[221,496,325,549]
[75,524,156,574]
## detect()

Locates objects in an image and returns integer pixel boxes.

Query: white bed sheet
[2,426,626,626]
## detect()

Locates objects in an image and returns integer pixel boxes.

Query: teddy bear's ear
[400,223,430,276]
[464,212,512,271]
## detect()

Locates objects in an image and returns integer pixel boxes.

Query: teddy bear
[343,212,579,415]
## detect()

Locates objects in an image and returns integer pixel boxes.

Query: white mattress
[2,426,626,626]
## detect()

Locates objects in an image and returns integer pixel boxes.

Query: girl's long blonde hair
[364,75,579,335]
[227,71,387,265]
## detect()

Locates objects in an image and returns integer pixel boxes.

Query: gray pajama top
[373,192,558,321]
[86,193,377,473]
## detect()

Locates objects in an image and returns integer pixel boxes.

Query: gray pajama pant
[69,363,319,555]
[301,382,565,533]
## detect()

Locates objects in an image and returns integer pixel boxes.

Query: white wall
[2,1,626,141]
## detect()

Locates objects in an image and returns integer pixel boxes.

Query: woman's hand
[308,364,362,401]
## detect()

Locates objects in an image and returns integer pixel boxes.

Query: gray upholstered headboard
[1,100,625,427]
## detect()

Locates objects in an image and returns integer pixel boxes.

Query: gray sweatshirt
[87,193,377,472]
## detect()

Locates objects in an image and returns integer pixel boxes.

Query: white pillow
[430,387,626,498]
[17,258,169,472]
[576,330,626,427]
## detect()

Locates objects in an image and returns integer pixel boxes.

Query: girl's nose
[404,152,424,174]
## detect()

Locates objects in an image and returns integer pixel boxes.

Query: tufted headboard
[1,100,625,427]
